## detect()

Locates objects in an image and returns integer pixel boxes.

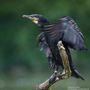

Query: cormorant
[23,14,87,80]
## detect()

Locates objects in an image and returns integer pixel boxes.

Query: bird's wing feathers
[60,16,86,50]
[37,32,51,57]
[44,16,86,50]
[37,32,55,68]
[47,16,86,50]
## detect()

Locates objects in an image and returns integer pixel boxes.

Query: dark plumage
[23,14,87,80]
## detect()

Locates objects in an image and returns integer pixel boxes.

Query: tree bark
[36,41,71,90]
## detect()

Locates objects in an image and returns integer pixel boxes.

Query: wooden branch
[36,72,62,90]
[36,79,50,90]
[57,41,71,78]
[36,41,71,90]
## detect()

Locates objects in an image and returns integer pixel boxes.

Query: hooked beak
[22,14,39,24]
[22,15,32,19]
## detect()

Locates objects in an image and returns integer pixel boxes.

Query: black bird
[23,14,86,80]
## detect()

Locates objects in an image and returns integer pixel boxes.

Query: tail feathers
[72,69,85,80]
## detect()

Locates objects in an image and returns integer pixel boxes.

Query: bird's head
[22,14,49,27]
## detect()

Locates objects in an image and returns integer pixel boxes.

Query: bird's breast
[44,29,63,46]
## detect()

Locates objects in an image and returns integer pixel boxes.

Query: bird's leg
[57,41,72,79]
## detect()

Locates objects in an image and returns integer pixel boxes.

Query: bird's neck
[41,24,53,32]
[39,21,50,28]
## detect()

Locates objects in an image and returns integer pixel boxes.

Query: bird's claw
[60,69,72,79]
[57,41,65,50]
[54,69,71,80]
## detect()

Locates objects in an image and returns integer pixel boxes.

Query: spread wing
[37,32,55,68]
[60,16,86,50]
[44,16,86,50]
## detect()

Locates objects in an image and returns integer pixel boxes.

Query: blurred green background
[0,0,90,90]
